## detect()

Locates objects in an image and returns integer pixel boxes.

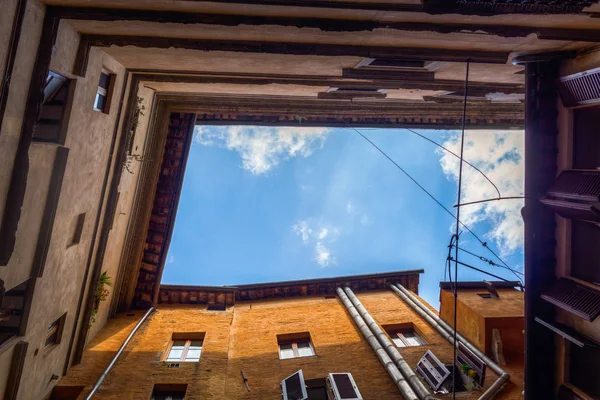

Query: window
[49,386,84,400]
[569,341,600,398]
[306,378,328,400]
[327,373,363,400]
[69,213,86,247]
[416,350,451,391]
[151,384,187,400]
[384,324,426,347]
[281,370,308,400]
[278,332,315,359]
[34,71,75,144]
[94,69,114,113]
[477,293,492,299]
[164,333,204,362]
[45,313,66,349]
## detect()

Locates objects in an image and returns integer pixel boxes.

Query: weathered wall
[88,83,155,343]
[59,290,522,399]
[0,0,18,92]
[440,289,487,352]
[0,0,45,228]
[0,18,128,400]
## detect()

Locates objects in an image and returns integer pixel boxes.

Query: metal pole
[342,287,435,400]
[391,284,510,400]
[85,307,155,399]
[336,287,420,400]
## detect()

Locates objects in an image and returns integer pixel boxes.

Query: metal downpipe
[85,307,155,399]
[336,287,420,400]
[342,287,435,400]
[391,284,510,400]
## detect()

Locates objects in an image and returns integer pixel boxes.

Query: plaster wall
[0,0,18,92]
[88,83,156,343]
[0,21,127,399]
[0,345,15,400]
[0,0,45,232]
[440,289,487,352]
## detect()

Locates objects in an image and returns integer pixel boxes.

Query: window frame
[93,68,115,114]
[388,327,426,348]
[327,373,363,400]
[281,369,308,400]
[44,313,67,350]
[164,338,203,362]
[278,338,316,360]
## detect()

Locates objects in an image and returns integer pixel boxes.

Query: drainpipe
[390,284,510,400]
[342,287,435,400]
[336,287,420,400]
[85,307,155,399]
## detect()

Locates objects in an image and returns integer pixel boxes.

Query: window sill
[279,354,319,361]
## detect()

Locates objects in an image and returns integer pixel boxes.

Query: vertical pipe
[342,287,434,400]
[336,287,420,400]
[391,284,510,400]
[85,307,154,399]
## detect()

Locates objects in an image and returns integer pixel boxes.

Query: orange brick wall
[60,290,523,399]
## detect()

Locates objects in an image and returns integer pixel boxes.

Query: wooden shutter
[541,278,600,321]
[540,170,600,223]
[455,342,487,387]
[327,373,363,400]
[559,67,600,108]
[281,370,308,400]
[558,385,585,400]
[416,350,450,391]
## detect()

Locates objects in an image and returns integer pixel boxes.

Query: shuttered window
[417,350,451,391]
[455,342,486,387]
[281,370,308,400]
[540,170,600,223]
[541,278,600,321]
[327,373,363,400]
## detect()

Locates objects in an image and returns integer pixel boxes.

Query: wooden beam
[317,91,387,99]
[76,34,510,76]
[53,6,600,42]
[342,68,435,81]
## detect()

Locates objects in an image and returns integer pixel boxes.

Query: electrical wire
[451,60,470,400]
[449,258,512,282]
[343,120,524,283]
[347,102,502,199]
[457,246,525,281]
[454,196,526,208]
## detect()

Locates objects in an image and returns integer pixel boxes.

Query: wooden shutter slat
[542,278,600,321]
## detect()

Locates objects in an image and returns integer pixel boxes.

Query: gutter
[336,287,421,400]
[390,284,510,400]
[85,307,154,399]
[342,287,435,400]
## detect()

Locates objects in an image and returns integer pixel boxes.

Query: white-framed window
[93,69,113,113]
[327,373,363,400]
[416,350,451,391]
[278,334,316,360]
[281,370,308,400]
[164,337,203,362]
[390,328,426,348]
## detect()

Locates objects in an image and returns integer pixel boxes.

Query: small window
[94,69,114,113]
[69,213,86,247]
[151,384,187,400]
[327,373,363,400]
[165,333,204,362]
[45,313,67,349]
[49,386,84,400]
[281,370,308,400]
[477,293,493,299]
[34,71,75,144]
[278,332,315,359]
[384,324,426,348]
[306,378,328,400]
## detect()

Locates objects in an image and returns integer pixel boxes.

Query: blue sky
[163,125,524,307]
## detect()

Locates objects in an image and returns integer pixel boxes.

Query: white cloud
[315,242,335,266]
[437,130,524,256]
[292,219,339,267]
[346,201,354,214]
[167,254,175,264]
[194,125,329,174]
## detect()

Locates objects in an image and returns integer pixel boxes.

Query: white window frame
[93,69,112,113]
[281,369,308,400]
[278,339,315,359]
[327,373,363,400]
[164,339,203,362]
[391,329,426,348]
[416,350,450,391]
